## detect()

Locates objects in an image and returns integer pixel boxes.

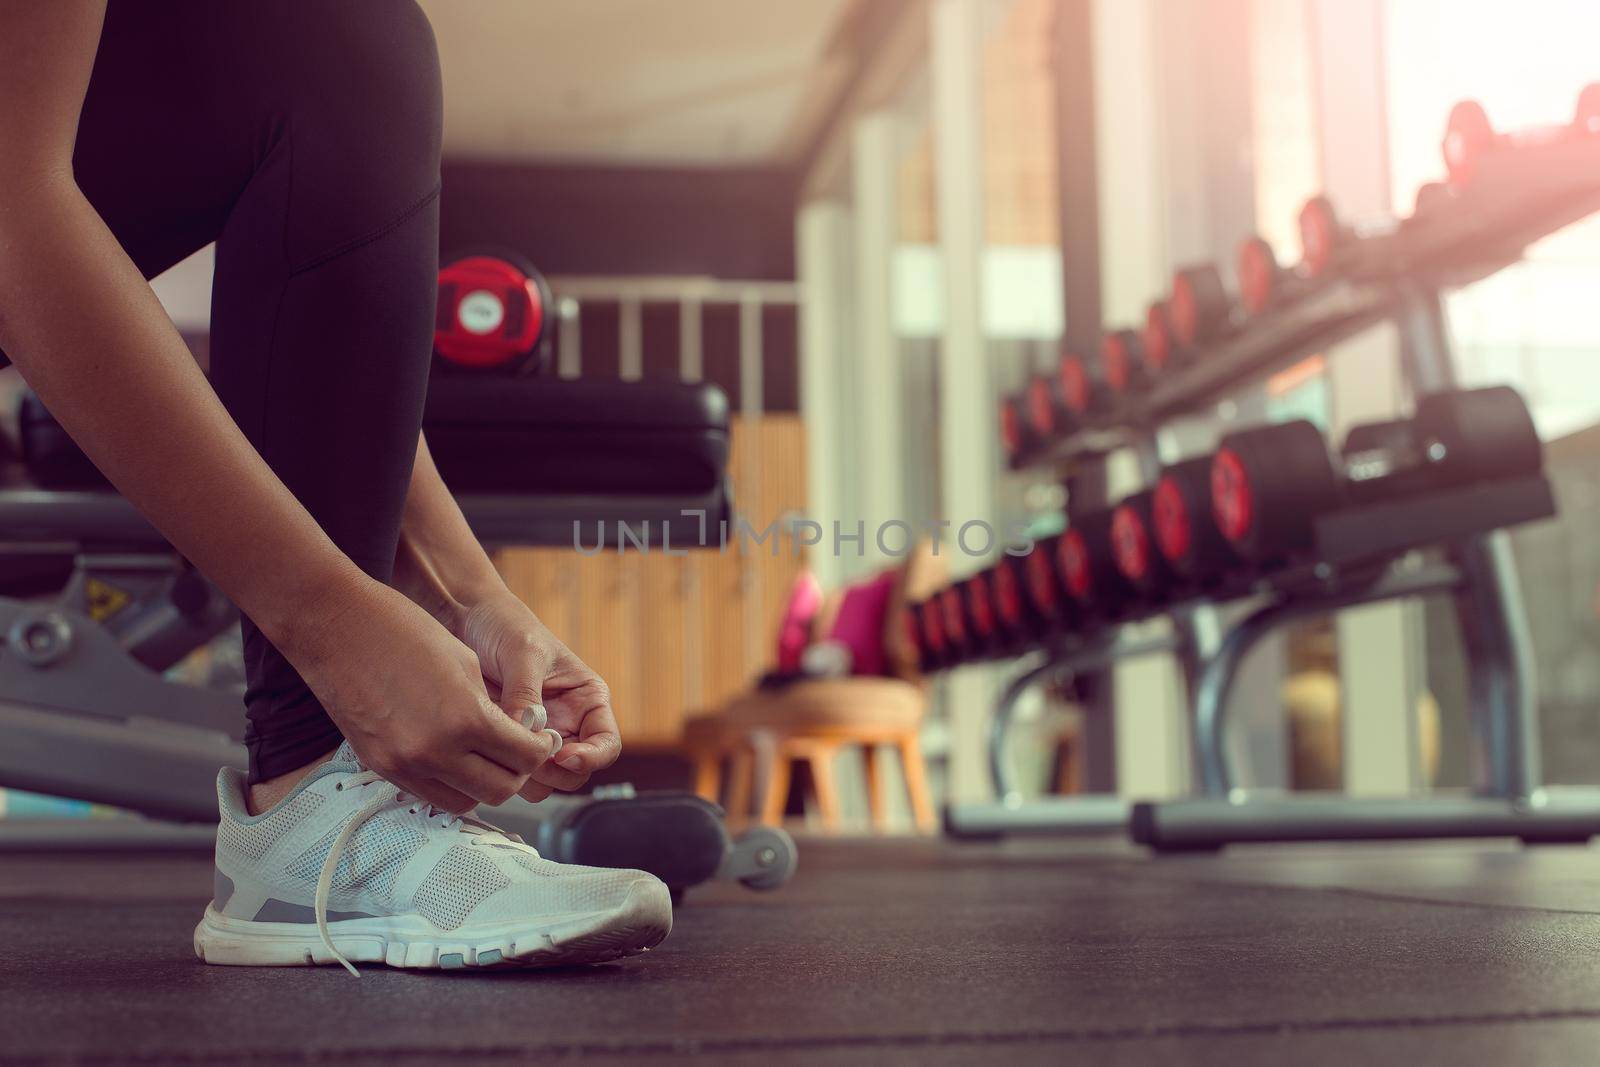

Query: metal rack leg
[1396,285,1542,801]
[947,633,1181,839]
[987,652,1060,805]
[1190,566,1465,798]
[1452,531,1541,798]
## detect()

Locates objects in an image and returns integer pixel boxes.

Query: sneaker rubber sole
[193,879,672,971]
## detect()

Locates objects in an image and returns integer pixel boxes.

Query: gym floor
[7,836,1600,1065]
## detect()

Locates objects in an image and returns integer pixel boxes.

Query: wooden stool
[722,677,934,834]
[681,714,753,824]
[1051,710,1085,795]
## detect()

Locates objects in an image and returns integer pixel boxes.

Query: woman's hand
[287,575,557,814]
[387,433,620,802]
[451,587,622,803]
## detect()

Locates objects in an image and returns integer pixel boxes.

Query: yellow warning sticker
[85,577,131,622]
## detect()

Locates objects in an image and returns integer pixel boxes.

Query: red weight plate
[940,588,968,645]
[1102,334,1130,392]
[434,256,545,369]
[967,574,996,637]
[1027,377,1057,435]
[1442,100,1493,186]
[1152,475,1192,565]
[1110,504,1150,582]
[1025,547,1059,615]
[1211,448,1254,545]
[1237,237,1275,313]
[1144,303,1173,371]
[994,562,1024,627]
[1058,529,1092,601]
[1298,199,1336,278]
[999,400,1023,455]
[1577,83,1600,135]
[1059,355,1091,414]
[922,600,947,653]
[1170,274,1199,347]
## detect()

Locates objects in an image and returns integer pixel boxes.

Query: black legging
[72,1,443,781]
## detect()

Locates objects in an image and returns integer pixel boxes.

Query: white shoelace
[314,770,526,977]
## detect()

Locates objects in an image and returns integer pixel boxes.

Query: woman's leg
[72,0,443,786]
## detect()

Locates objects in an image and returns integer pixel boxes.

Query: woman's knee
[279,0,443,265]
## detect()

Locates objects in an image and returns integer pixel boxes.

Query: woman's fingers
[494,642,546,728]
[437,752,533,808]
[528,758,589,792]
[556,730,622,774]
[470,698,556,776]
[518,780,555,804]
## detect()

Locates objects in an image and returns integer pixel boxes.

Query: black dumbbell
[1168,262,1233,349]
[958,571,1009,657]
[1022,534,1077,632]
[1141,300,1188,376]
[902,603,935,673]
[1210,419,1342,562]
[1212,386,1541,562]
[938,585,977,665]
[1056,508,1139,620]
[1236,235,1298,315]
[1241,188,1454,312]
[1004,366,1082,464]
[990,552,1056,644]
[1056,349,1115,426]
[999,394,1030,463]
[903,600,931,670]
[1108,490,1179,600]
[1151,455,1241,582]
[1296,194,1431,282]
[1027,372,1071,440]
[1342,387,1541,501]
[1443,82,1600,187]
[910,598,952,671]
[1101,329,1151,397]
[902,604,934,671]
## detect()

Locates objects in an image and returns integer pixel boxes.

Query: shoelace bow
[314,769,528,976]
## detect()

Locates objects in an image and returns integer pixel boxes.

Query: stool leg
[758,744,792,828]
[1054,735,1082,795]
[898,733,936,834]
[861,744,890,833]
[726,744,754,831]
[807,746,842,834]
[691,750,721,805]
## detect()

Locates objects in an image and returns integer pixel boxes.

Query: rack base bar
[944,795,1130,839]
[1130,791,1600,852]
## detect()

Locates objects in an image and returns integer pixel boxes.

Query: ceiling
[417,0,858,167]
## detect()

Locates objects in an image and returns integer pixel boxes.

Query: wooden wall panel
[751,417,809,657]
[494,414,806,751]
[699,416,758,715]
[639,555,689,744]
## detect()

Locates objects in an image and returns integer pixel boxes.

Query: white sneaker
[193,743,672,974]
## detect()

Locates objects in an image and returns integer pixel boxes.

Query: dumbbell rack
[947,132,1600,848]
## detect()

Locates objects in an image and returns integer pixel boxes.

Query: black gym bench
[0,375,731,840]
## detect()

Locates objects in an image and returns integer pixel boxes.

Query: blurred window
[1386,0,1600,439]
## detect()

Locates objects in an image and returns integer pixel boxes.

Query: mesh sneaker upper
[212,743,658,932]
[217,789,325,863]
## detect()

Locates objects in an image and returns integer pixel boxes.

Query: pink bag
[824,572,896,677]
[775,570,823,672]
